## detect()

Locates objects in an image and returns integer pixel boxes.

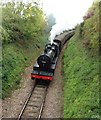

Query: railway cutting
[2,30,75,119]
[18,30,75,119]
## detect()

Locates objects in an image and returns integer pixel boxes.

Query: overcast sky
[3,0,94,27]
[41,0,94,26]
[40,0,94,41]
[2,0,94,41]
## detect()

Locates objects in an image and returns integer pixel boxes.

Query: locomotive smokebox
[37,55,51,69]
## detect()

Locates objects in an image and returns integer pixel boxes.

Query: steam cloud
[49,24,67,43]
[42,0,94,43]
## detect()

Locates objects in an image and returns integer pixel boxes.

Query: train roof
[53,30,74,42]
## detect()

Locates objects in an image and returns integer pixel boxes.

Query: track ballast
[17,81,48,119]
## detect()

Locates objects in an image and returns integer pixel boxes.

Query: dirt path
[2,45,66,118]
[2,65,35,118]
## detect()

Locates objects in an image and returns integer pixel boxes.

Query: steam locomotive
[31,30,74,81]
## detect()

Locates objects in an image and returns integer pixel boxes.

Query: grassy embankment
[2,35,48,98]
[63,2,100,118]
[1,2,52,99]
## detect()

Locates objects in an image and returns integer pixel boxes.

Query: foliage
[2,34,48,98]
[81,2,99,50]
[1,1,47,44]
[63,2,100,118]
[63,27,99,118]
[94,0,101,2]
[1,1,51,99]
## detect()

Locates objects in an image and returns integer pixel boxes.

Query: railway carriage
[53,30,75,49]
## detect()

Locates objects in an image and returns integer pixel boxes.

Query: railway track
[17,81,48,120]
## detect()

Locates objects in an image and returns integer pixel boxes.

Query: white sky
[2,0,94,41]
[40,0,94,41]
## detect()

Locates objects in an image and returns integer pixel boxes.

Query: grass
[2,34,48,99]
[63,26,99,118]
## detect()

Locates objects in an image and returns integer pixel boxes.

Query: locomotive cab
[53,39,61,51]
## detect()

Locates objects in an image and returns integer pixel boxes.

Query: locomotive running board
[31,74,53,81]
[31,70,53,81]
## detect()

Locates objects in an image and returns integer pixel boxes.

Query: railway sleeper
[21,112,39,119]
[33,91,45,95]
[35,87,46,90]
[35,85,46,88]
[27,103,42,108]
[22,109,40,116]
[28,101,42,106]
[23,108,40,114]
[31,94,44,99]
[30,95,44,102]
[28,101,43,106]
[33,87,47,93]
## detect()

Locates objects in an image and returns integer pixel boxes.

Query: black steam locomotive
[31,30,74,81]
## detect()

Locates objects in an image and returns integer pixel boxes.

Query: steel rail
[17,84,36,120]
[37,86,48,120]
[17,81,48,120]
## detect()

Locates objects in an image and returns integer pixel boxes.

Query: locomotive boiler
[37,42,60,69]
